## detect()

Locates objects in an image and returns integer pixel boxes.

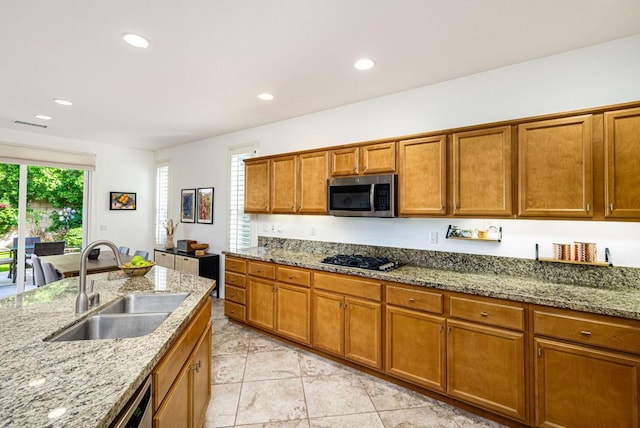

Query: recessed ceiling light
[35,114,52,120]
[354,58,375,71]
[122,32,150,48]
[53,99,73,106]
[257,93,274,101]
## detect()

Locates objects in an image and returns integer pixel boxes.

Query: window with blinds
[228,145,255,252]
[155,163,169,245]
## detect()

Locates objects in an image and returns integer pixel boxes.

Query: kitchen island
[0,266,215,428]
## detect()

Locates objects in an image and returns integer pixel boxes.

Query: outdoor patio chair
[30,254,46,287]
[41,261,61,285]
[133,250,149,260]
[10,236,41,280]
[118,246,130,255]
[33,241,66,256]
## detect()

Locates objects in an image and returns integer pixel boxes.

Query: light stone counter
[0,266,215,428]
[224,247,640,321]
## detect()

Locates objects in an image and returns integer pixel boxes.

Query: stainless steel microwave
[327,174,397,217]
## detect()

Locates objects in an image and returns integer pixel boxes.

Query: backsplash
[259,237,640,290]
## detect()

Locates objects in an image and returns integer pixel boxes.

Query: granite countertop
[225,247,640,321]
[0,266,215,428]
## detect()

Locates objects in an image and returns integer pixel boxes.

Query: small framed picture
[197,187,214,224]
[181,189,196,223]
[110,192,136,210]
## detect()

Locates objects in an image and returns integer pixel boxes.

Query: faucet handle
[89,280,95,293]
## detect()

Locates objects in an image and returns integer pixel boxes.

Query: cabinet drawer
[534,308,640,355]
[225,257,246,274]
[225,300,246,322]
[277,266,311,287]
[449,296,524,331]
[314,272,381,301]
[248,261,276,279]
[225,284,246,305]
[153,298,211,411]
[387,284,443,314]
[225,271,246,288]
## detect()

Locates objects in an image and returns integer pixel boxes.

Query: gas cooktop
[321,254,401,272]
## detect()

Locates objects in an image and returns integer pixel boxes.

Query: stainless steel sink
[98,293,190,314]
[48,313,169,342]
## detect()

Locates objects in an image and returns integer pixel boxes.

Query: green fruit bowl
[120,262,155,277]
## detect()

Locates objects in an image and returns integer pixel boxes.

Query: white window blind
[155,163,169,245]
[228,145,254,252]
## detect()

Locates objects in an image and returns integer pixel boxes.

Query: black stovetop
[321,254,401,272]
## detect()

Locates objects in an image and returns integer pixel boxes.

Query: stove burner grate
[321,254,401,272]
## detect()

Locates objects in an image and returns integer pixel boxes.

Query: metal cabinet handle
[610,203,614,212]
[586,203,590,212]
[480,311,489,317]
[581,330,592,336]
[230,293,236,297]
[408,298,416,302]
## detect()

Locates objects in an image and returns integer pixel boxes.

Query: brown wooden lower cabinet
[153,300,212,428]
[385,305,446,392]
[447,319,526,422]
[312,290,382,370]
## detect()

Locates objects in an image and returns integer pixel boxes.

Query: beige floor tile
[244,349,301,381]
[212,354,247,384]
[309,412,385,428]
[249,335,290,353]
[234,419,310,428]
[302,374,376,418]
[298,351,354,378]
[378,406,460,428]
[236,378,307,425]
[213,331,251,356]
[359,374,434,411]
[205,383,242,427]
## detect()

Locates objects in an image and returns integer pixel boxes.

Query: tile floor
[206,299,505,428]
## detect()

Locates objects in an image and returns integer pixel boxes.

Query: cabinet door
[312,290,345,357]
[154,363,190,428]
[517,115,593,217]
[385,306,446,392]
[271,155,297,213]
[604,107,640,218]
[247,278,276,331]
[330,147,359,177]
[245,159,270,213]
[276,283,311,345]
[535,338,640,428]
[447,319,526,421]
[361,142,396,175]
[155,251,175,269]
[191,324,212,428]
[398,136,447,216]
[175,256,198,276]
[345,296,382,370]
[298,151,328,214]
[452,126,513,216]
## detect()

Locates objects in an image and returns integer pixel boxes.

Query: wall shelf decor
[446,225,502,242]
[535,243,612,267]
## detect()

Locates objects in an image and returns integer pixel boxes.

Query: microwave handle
[370,184,375,211]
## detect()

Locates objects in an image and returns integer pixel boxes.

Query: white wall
[159,34,640,267]
[0,128,156,255]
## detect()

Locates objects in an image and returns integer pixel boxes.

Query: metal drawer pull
[230,293,236,297]
[480,311,489,317]
[288,276,294,280]
[408,298,416,302]
[581,330,592,336]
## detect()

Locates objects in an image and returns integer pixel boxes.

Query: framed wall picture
[181,188,196,223]
[197,187,214,224]
[110,192,136,210]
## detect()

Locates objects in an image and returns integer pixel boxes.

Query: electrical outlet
[310,226,316,236]
[429,231,438,244]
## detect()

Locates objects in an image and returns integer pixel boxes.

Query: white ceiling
[2,1,640,152]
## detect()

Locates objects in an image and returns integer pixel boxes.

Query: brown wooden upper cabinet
[298,151,329,214]
[270,155,297,213]
[604,107,640,219]
[517,115,593,218]
[452,126,513,217]
[330,142,396,177]
[398,135,447,216]
[244,158,270,213]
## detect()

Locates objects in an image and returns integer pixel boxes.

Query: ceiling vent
[14,120,48,129]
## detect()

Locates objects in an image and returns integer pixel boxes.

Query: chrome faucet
[76,240,123,314]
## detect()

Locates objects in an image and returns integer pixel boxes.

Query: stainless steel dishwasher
[110,376,152,428]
